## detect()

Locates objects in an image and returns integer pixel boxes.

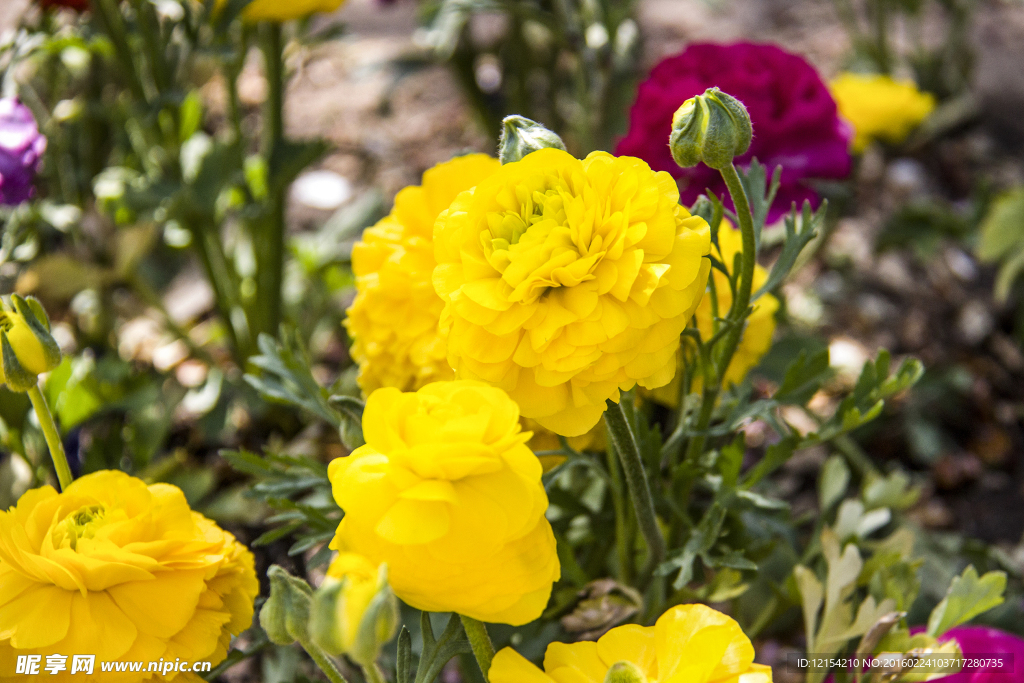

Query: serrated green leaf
[926,566,1007,637]
[819,455,850,511]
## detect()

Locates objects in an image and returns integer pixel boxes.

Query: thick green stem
[460,615,495,682]
[255,22,286,340]
[27,385,72,491]
[604,399,665,579]
[682,164,756,460]
[298,638,349,683]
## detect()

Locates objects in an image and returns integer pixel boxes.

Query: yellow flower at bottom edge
[490,603,773,683]
[648,220,778,408]
[328,380,560,626]
[345,154,502,394]
[830,72,936,153]
[0,470,258,683]
[433,148,712,437]
[214,0,346,22]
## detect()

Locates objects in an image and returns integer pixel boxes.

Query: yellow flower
[433,149,711,437]
[214,0,346,22]
[489,603,773,683]
[0,470,258,682]
[346,154,502,395]
[648,220,778,406]
[328,380,559,625]
[830,73,936,153]
[311,553,398,664]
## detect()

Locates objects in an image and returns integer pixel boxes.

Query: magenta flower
[615,42,852,222]
[0,98,46,206]
[930,626,1024,683]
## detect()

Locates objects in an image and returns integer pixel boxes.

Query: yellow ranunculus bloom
[433,149,712,437]
[489,603,773,683]
[0,470,258,682]
[649,220,778,407]
[346,154,502,395]
[215,0,346,22]
[830,73,936,153]
[328,380,560,626]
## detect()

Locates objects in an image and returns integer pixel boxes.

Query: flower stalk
[460,615,496,682]
[27,384,72,491]
[604,399,665,580]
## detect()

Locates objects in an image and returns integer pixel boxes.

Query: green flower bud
[260,565,314,646]
[0,295,62,392]
[498,115,567,165]
[603,661,647,683]
[310,555,399,667]
[669,87,753,170]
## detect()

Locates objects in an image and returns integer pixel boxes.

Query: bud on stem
[670,87,752,170]
[498,115,566,164]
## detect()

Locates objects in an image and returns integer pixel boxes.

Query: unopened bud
[498,115,566,164]
[261,565,313,645]
[310,554,399,666]
[670,87,752,170]
[0,295,62,392]
[604,661,647,683]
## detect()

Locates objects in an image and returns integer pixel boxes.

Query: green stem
[604,441,632,584]
[27,385,72,491]
[298,638,349,683]
[460,615,495,682]
[603,399,665,580]
[363,662,387,683]
[255,22,286,340]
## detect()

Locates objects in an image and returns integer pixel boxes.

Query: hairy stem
[460,615,495,682]
[604,399,665,579]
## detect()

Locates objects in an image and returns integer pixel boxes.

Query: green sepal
[498,115,567,164]
[260,564,313,646]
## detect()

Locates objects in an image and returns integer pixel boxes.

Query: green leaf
[794,565,824,651]
[754,199,824,299]
[774,349,831,404]
[977,187,1024,262]
[926,566,1007,637]
[819,455,850,511]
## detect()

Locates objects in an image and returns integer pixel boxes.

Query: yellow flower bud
[829,73,936,153]
[670,87,753,170]
[0,295,61,392]
[311,553,398,666]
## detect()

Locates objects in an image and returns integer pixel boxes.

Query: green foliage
[977,187,1024,302]
[926,566,1007,637]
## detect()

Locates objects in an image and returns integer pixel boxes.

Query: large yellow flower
[328,380,559,625]
[346,154,502,394]
[433,148,711,437]
[0,470,258,683]
[829,73,936,153]
[489,603,773,683]
[649,220,778,406]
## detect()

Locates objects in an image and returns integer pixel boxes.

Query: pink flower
[615,42,852,222]
[925,626,1024,683]
[0,99,46,206]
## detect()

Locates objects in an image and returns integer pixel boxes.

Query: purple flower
[925,626,1024,683]
[0,98,46,206]
[615,42,852,222]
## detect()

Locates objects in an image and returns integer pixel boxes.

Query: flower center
[56,504,107,550]
[483,182,615,305]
